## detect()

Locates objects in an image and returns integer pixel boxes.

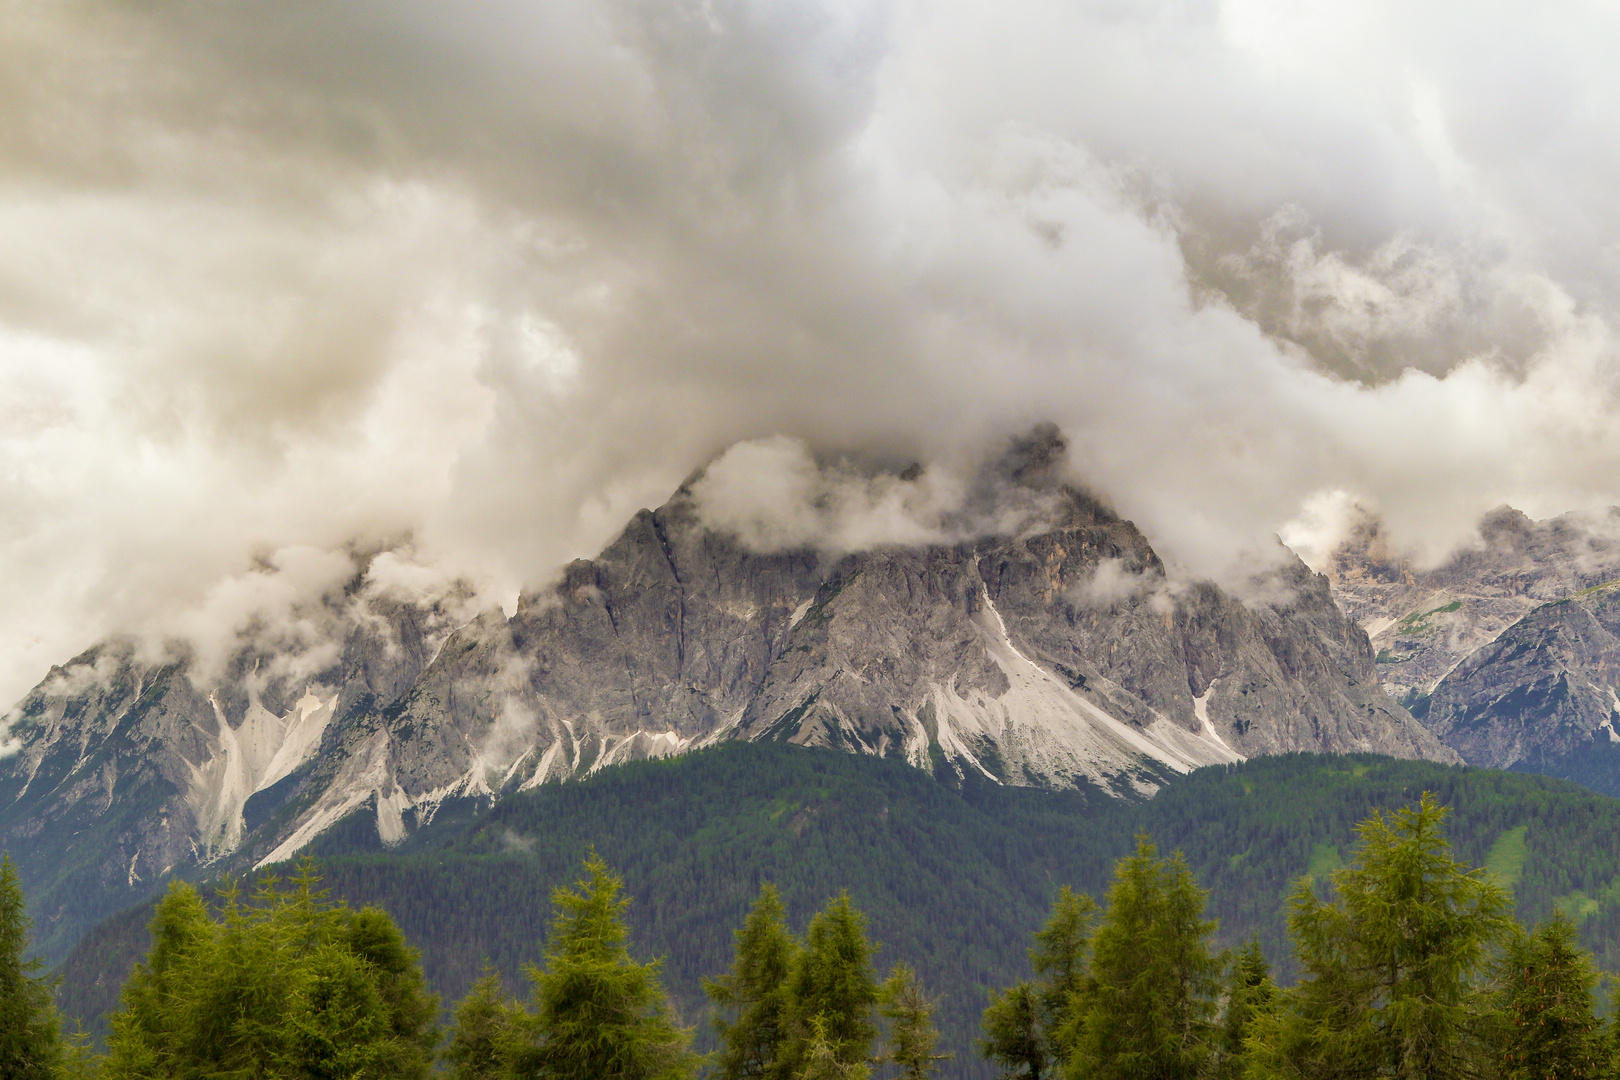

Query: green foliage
[879,961,951,1080]
[977,886,1096,1080]
[1058,838,1221,1080]
[57,1022,101,1080]
[779,893,879,1080]
[509,852,696,1080]
[1215,938,1275,1080]
[706,884,800,1080]
[1486,825,1530,890]
[443,967,519,1080]
[798,1013,869,1080]
[1247,793,1514,1080]
[0,852,64,1080]
[1026,887,1093,1040]
[1495,916,1609,1080]
[62,746,1620,1075]
[1392,599,1463,637]
[977,984,1044,1080]
[102,858,438,1080]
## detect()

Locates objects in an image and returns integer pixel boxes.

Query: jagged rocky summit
[1325,504,1620,793]
[1327,505,1620,704]
[0,435,1446,957]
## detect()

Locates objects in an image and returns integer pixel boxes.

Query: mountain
[0,430,1446,962]
[1419,582,1620,795]
[56,745,1620,1079]
[0,580,473,959]
[1324,504,1620,794]
[1326,504,1620,705]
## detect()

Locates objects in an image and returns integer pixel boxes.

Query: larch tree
[705,882,800,1080]
[1246,793,1513,1080]
[1216,937,1276,1080]
[878,961,951,1080]
[799,1014,870,1080]
[1061,837,1222,1080]
[104,858,439,1080]
[980,984,1046,1080]
[1496,916,1608,1080]
[510,852,696,1080]
[0,853,63,1080]
[444,966,521,1080]
[979,886,1096,1080]
[777,892,878,1080]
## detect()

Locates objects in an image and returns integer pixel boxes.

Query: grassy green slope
[55,744,1620,1078]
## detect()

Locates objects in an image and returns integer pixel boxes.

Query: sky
[6,0,1620,705]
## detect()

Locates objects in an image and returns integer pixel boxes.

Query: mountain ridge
[0,433,1446,960]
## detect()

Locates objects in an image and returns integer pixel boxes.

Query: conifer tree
[878,961,951,1080]
[444,967,520,1080]
[799,1013,870,1080]
[1029,887,1095,1041]
[104,878,213,1077]
[345,905,440,1054]
[777,893,878,1080]
[1247,793,1513,1080]
[979,887,1096,1080]
[1216,937,1276,1080]
[511,852,695,1080]
[979,984,1046,1080]
[706,883,800,1080]
[57,1021,101,1080]
[0,853,63,1080]
[1496,916,1608,1080]
[1061,837,1221,1080]
[104,858,439,1079]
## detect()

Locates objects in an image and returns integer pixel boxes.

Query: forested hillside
[56,744,1620,1078]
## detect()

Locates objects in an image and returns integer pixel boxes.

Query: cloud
[8,1,1620,701]
[692,436,958,553]
[1068,558,1159,611]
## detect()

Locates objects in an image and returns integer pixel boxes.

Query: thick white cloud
[5,0,1620,703]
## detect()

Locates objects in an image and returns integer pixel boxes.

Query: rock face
[1323,504,1620,795]
[1420,584,1620,773]
[0,441,1448,959]
[1326,506,1620,704]
[0,585,470,958]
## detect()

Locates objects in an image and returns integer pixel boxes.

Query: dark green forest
[49,744,1620,1078]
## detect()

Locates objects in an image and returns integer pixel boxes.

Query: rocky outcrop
[235,466,1447,873]
[0,585,470,957]
[1326,506,1620,702]
[1418,584,1620,792]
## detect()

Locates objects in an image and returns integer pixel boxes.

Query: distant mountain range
[21,426,1620,977]
[0,430,1444,960]
[21,428,1620,1066]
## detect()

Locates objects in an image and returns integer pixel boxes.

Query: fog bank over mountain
[6,1,1620,705]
